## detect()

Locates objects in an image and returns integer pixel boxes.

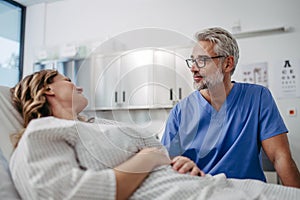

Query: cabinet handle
[170,88,173,100]
[179,88,182,100]
[115,91,118,103]
[122,91,126,102]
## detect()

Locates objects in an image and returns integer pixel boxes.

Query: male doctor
[162,27,300,188]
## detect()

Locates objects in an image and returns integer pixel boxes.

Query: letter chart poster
[271,59,300,99]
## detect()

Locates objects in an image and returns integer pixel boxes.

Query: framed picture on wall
[239,62,268,88]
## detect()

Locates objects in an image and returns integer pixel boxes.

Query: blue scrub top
[161,82,288,181]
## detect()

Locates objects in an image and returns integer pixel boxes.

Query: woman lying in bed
[9,69,300,200]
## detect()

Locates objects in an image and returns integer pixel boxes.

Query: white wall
[23,0,300,167]
[24,0,300,74]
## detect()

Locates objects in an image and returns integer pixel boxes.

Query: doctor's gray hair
[195,27,239,75]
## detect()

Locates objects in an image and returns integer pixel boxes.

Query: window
[0,0,25,87]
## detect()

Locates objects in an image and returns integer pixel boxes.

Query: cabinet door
[175,47,194,100]
[119,49,153,107]
[94,55,121,109]
[153,49,176,107]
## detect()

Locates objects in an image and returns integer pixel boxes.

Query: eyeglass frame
[185,55,226,69]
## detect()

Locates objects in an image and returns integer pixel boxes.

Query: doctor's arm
[262,133,300,188]
[162,107,204,176]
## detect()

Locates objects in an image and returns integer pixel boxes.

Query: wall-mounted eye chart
[271,59,300,98]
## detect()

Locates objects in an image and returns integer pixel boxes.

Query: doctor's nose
[190,63,200,72]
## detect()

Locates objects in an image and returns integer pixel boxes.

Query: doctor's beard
[193,66,224,91]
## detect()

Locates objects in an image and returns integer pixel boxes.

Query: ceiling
[13,0,63,6]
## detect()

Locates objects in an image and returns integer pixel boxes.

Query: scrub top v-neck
[162,82,288,181]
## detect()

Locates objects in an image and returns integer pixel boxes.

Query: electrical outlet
[287,107,297,117]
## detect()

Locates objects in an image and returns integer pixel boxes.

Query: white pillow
[0,147,20,199]
[0,86,22,160]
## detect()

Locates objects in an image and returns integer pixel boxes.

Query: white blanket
[10,117,300,200]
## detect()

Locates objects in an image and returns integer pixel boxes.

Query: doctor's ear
[224,56,234,71]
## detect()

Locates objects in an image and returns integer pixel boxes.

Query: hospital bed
[0,85,22,199]
[0,85,299,200]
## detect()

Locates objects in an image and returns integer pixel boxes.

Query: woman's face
[48,74,88,114]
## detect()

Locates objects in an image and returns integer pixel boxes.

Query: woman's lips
[75,87,83,94]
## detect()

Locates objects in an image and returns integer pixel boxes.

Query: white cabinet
[94,50,153,109]
[152,47,193,106]
[153,49,176,106]
[94,55,121,109]
[93,47,194,110]
[119,50,153,107]
[33,47,194,111]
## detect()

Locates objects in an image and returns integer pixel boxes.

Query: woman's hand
[171,156,205,176]
[136,147,171,171]
[115,147,171,173]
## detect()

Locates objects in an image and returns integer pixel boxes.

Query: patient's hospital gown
[9,117,300,200]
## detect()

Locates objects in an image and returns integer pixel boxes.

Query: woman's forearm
[114,169,149,200]
[113,147,171,200]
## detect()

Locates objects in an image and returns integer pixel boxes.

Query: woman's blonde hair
[10,69,58,147]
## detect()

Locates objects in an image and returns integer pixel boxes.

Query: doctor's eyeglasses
[185,55,225,69]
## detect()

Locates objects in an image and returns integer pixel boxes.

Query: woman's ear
[44,87,55,96]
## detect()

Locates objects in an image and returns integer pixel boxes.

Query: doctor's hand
[171,156,205,176]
